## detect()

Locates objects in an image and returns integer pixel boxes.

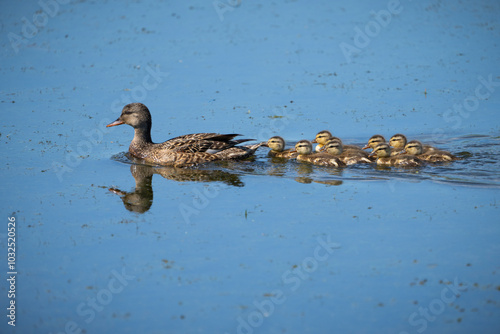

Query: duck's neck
[132,125,153,145]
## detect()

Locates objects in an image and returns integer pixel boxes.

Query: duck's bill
[106,119,124,127]
[311,139,317,143]
[261,142,269,147]
[362,145,370,150]
[368,152,376,157]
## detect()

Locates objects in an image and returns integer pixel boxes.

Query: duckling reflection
[109,155,244,213]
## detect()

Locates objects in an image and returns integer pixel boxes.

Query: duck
[369,143,425,167]
[402,140,458,162]
[263,136,298,159]
[362,134,386,151]
[389,134,436,154]
[312,130,363,152]
[294,140,346,167]
[107,103,261,167]
[323,140,372,165]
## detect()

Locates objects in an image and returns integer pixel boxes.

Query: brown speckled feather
[268,150,299,159]
[297,153,346,167]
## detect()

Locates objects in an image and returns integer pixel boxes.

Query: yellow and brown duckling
[362,134,386,151]
[294,140,346,167]
[312,130,333,152]
[263,136,298,159]
[402,140,458,162]
[323,140,372,165]
[312,130,363,152]
[369,143,425,167]
[389,134,436,154]
[107,103,262,167]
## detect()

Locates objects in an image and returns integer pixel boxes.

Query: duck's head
[107,103,152,129]
[324,139,343,155]
[403,140,423,155]
[312,130,332,145]
[389,134,407,149]
[294,140,313,155]
[362,135,386,150]
[369,143,391,158]
[265,136,286,152]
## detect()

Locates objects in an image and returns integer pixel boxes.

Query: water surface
[1,0,499,333]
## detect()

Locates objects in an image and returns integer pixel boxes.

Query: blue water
[1,0,499,333]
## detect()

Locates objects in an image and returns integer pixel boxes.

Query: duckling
[294,140,345,167]
[389,134,436,154]
[362,134,386,151]
[323,140,372,165]
[369,143,425,167]
[263,136,298,159]
[107,103,259,167]
[312,130,363,152]
[402,140,458,162]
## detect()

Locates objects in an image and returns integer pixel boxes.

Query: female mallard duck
[323,140,372,165]
[369,143,425,167]
[402,140,458,162]
[312,130,363,152]
[294,140,346,167]
[107,103,261,167]
[263,136,298,159]
[389,134,436,154]
[362,134,386,151]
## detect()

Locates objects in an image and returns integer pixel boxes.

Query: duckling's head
[266,136,286,152]
[312,130,332,145]
[389,134,407,149]
[107,103,152,130]
[369,143,391,158]
[324,140,343,155]
[295,140,313,155]
[403,140,423,155]
[363,135,386,150]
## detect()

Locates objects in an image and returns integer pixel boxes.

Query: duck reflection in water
[109,154,244,213]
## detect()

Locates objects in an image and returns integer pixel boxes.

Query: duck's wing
[214,142,265,160]
[160,133,248,152]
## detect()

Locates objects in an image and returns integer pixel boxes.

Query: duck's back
[298,153,345,167]
[339,151,372,165]
[159,133,247,152]
[270,150,299,159]
[378,154,424,167]
[419,150,458,162]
